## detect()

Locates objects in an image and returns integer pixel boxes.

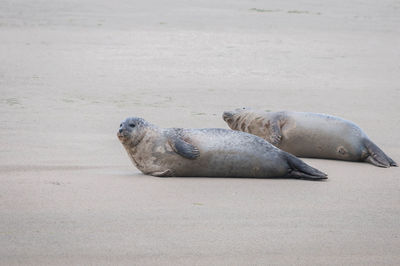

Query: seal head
[117,117,149,146]
[223,107,253,127]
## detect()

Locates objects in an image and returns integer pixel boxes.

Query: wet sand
[1,0,399,265]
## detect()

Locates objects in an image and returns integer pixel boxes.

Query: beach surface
[1,0,399,265]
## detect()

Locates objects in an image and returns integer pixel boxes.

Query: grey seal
[117,117,327,180]
[223,108,397,168]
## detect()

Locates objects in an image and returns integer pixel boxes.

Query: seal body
[223,108,397,168]
[117,117,327,180]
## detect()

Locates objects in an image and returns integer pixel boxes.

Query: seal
[117,117,327,180]
[223,108,397,168]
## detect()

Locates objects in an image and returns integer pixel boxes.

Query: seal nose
[222,111,234,122]
[118,122,125,135]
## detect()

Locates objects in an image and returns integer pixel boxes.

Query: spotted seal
[117,117,327,180]
[223,108,397,168]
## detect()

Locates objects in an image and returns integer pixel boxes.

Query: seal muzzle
[222,111,235,122]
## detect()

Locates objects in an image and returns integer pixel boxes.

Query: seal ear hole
[337,146,347,156]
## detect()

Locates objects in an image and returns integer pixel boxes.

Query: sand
[1,0,399,265]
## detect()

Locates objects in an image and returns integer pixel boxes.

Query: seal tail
[285,153,328,180]
[363,139,397,167]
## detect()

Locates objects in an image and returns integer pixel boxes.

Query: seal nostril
[222,111,233,121]
[119,128,123,133]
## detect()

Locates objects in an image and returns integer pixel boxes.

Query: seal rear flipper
[388,157,398,167]
[365,156,390,168]
[285,153,328,180]
[363,139,397,167]
[168,136,200,160]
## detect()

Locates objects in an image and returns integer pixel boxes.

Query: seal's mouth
[222,111,235,122]
[117,129,130,141]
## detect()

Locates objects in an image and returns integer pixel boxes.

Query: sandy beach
[1,0,399,265]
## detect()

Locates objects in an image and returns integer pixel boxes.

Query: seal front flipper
[168,135,200,160]
[150,169,175,177]
[268,120,282,145]
[363,138,397,167]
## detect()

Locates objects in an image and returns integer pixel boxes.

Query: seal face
[117,117,328,180]
[117,117,149,146]
[223,108,397,168]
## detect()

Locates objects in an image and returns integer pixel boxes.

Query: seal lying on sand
[117,117,327,180]
[223,108,397,168]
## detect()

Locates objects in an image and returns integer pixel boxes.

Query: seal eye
[129,123,136,128]
[120,123,122,127]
